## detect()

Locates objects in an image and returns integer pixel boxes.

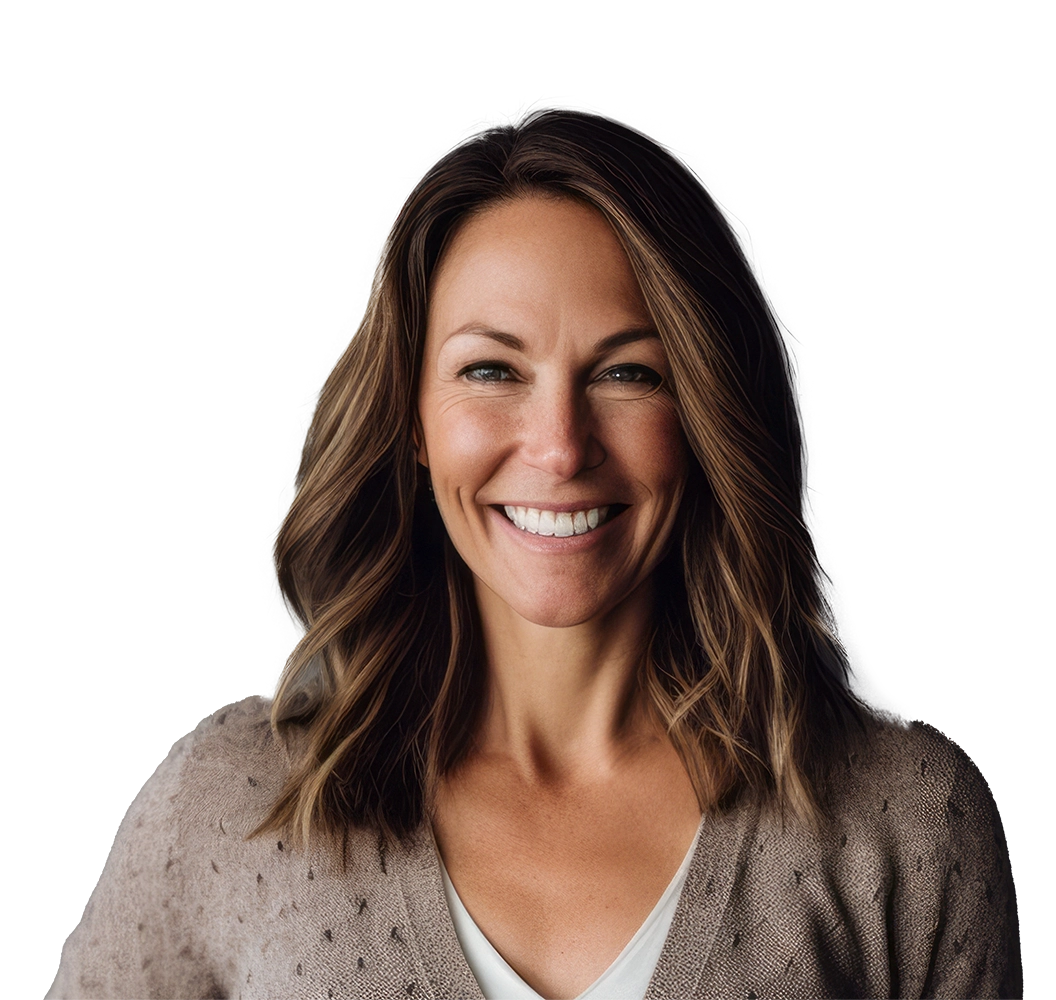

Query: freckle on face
[417,195,688,629]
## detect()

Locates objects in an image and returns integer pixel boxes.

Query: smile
[501,505,618,537]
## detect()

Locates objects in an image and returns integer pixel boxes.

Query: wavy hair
[254,110,864,844]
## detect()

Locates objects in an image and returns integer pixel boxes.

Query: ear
[411,412,429,468]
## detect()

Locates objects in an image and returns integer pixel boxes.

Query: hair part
[253,109,864,846]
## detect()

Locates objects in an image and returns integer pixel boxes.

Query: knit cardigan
[47,697,1021,999]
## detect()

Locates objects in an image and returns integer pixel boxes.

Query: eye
[599,364,663,385]
[594,364,664,398]
[457,362,516,383]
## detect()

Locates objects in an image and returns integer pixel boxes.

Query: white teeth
[554,512,574,537]
[502,505,611,536]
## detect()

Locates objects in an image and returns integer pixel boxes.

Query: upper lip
[491,501,620,511]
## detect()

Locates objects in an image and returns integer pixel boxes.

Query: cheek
[616,403,689,492]
[420,397,509,492]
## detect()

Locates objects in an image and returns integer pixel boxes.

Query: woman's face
[417,195,689,629]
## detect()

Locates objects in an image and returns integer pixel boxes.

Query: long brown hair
[255,110,864,844]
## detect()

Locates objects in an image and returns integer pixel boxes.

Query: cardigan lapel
[644,795,761,999]
[394,825,486,1000]
[393,801,759,1000]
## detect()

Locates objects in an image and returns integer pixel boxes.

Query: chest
[432,759,702,997]
[198,809,912,1000]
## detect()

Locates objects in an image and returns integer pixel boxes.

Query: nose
[518,380,605,480]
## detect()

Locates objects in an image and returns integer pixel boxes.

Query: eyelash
[457,362,663,388]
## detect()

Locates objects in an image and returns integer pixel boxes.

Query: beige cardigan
[48,697,1021,999]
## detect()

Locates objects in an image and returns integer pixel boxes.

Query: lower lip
[488,505,623,552]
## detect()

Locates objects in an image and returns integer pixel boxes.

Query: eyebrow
[450,325,661,354]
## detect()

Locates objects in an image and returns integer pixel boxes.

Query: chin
[514,602,603,629]
[496,581,630,630]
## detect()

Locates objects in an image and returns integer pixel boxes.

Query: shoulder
[100,696,295,853]
[825,710,1006,840]
[176,694,281,771]
[90,695,309,911]
[47,697,311,999]
[726,713,1021,996]
[51,697,404,999]
[814,710,1021,995]
[163,695,292,834]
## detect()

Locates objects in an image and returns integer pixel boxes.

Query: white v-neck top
[438,822,702,1000]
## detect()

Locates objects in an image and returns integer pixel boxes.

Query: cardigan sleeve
[914,724,1021,999]
[46,724,227,1000]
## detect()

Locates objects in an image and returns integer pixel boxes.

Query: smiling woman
[418,196,688,633]
[48,111,1021,999]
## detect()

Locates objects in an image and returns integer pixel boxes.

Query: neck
[471,578,661,781]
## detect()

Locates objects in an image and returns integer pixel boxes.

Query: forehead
[427,195,651,341]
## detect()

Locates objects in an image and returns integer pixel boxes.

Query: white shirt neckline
[437,819,703,1000]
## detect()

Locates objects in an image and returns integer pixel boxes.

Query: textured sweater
[47,697,1021,999]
